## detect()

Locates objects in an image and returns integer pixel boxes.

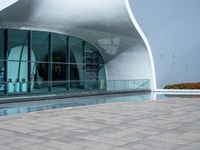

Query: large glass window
[7,30,28,94]
[32,62,49,94]
[8,30,28,61]
[52,63,67,92]
[70,37,84,64]
[52,33,67,63]
[32,31,49,62]
[85,43,105,89]
[51,34,68,92]
[69,38,85,90]
[70,64,85,90]
[32,32,49,93]
[0,29,106,96]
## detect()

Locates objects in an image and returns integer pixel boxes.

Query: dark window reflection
[70,37,84,64]
[32,31,49,62]
[52,33,67,63]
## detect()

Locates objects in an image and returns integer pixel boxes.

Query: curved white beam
[0,0,18,11]
[125,0,157,90]
[0,0,157,90]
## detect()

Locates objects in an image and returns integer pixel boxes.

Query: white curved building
[0,0,156,96]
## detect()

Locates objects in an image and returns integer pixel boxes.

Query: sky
[1,0,200,88]
[130,0,200,88]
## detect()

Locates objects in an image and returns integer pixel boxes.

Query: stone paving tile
[179,132,200,141]
[69,138,102,147]
[135,138,184,149]
[111,147,132,150]
[6,140,33,148]
[144,146,176,150]
[0,136,16,144]
[81,147,95,150]
[20,144,55,150]
[84,142,114,150]
[117,136,142,143]
[0,145,16,150]
[123,143,150,150]
[0,98,199,150]
[146,135,191,145]
[190,142,200,148]
[78,135,130,146]
[42,140,84,150]
[176,146,200,150]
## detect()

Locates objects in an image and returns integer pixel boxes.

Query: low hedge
[164,83,200,89]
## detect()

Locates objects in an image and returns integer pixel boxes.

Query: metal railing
[0,79,151,95]
[107,79,151,91]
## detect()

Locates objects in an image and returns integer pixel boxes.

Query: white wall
[130,0,200,88]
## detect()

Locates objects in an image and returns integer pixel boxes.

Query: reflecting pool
[0,92,200,117]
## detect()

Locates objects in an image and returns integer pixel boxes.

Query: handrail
[0,79,151,95]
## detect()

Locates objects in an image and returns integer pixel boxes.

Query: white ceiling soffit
[0,0,144,61]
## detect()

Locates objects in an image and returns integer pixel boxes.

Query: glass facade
[0,29,106,96]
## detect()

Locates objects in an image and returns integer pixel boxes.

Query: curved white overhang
[0,0,157,90]
[125,0,157,90]
[0,0,18,11]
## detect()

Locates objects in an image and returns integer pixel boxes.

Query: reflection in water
[1,92,199,117]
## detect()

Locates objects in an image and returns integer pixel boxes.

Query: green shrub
[164,83,200,89]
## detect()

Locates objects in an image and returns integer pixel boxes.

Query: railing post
[114,80,115,90]
[134,80,136,89]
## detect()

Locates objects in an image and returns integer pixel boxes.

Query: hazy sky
[130,0,200,88]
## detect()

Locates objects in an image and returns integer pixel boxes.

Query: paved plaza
[0,98,200,150]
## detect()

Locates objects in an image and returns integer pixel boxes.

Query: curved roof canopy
[0,0,156,90]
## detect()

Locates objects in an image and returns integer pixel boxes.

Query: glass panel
[70,64,85,90]
[32,31,49,62]
[0,29,4,60]
[8,30,28,61]
[98,65,106,90]
[107,80,115,91]
[135,80,145,89]
[85,42,104,64]
[7,60,28,93]
[52,63,67,92]
[85,42,106,90]
[52,63,67,81]
[7,30,29,94]
[70,37,84,64]
[124,80,135,89]
[52,33,67,63]
[32,63,49,93]
[0,61,4,93]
